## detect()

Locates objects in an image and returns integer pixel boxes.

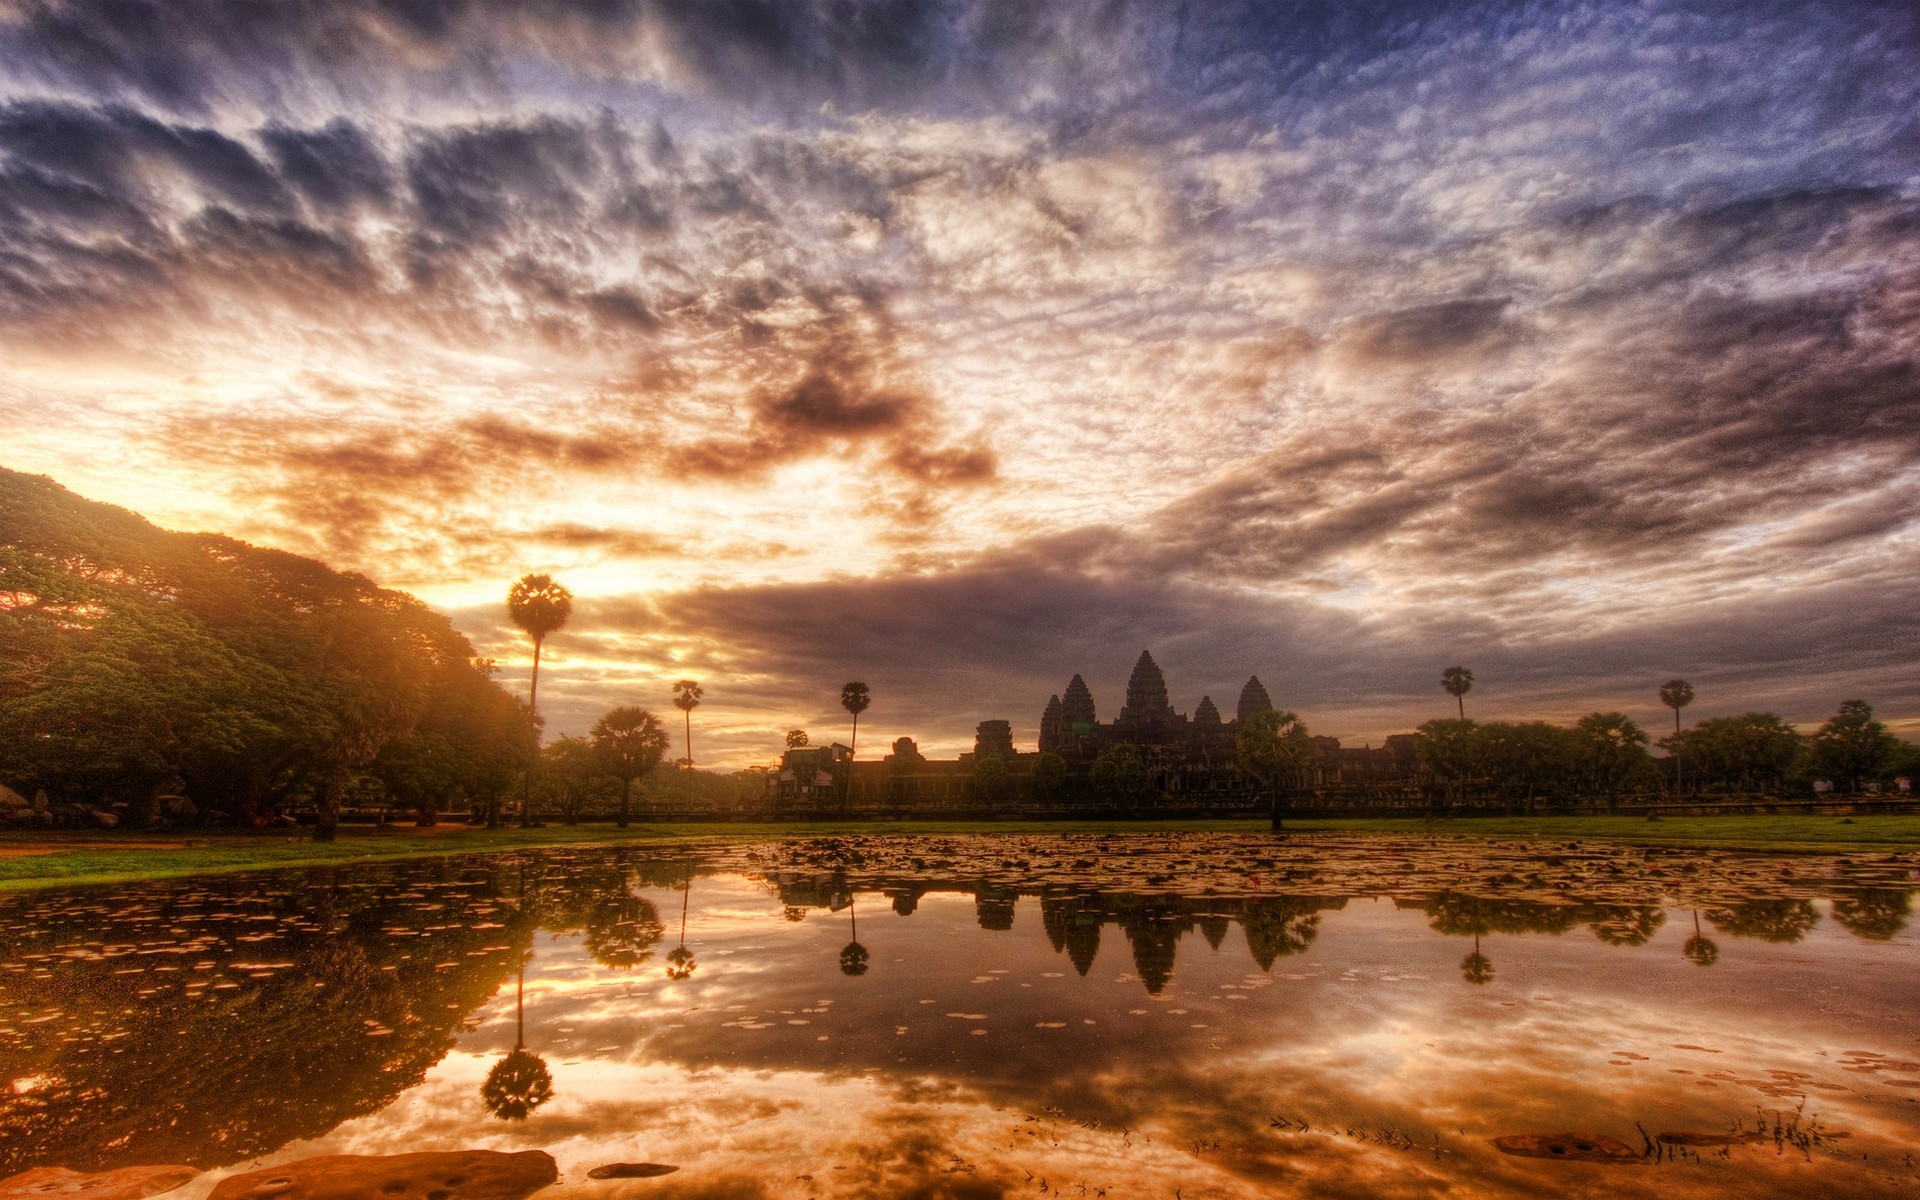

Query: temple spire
[1237,675,1273,724]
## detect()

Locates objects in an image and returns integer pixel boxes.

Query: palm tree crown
[1441,666,1474,719]
[841,681,871,757]
[506,574,573,644]
[1659,679,1694,732]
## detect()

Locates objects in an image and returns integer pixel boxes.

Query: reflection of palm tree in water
[667,862,696,981]
[839,894,869,976]
[482,955,554,1120]
[1682,910,1719,966]
[1461,934,1494,985]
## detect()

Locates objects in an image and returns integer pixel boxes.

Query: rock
[586,1164,679,1180]
[207,1151,556,1200]
[0,1165,198,1199]
[1489,1133,1643,1163]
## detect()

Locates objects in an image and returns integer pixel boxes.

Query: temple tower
[1061,674,1097,732]
[1237,675,1274,724]
[1039,694,1065,753]
[1194,695,1222,727]
[975,719,1015,761]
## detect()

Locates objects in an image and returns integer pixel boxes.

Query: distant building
[767,649,1420,813]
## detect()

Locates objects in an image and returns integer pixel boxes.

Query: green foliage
[1574,712,1653,795]
[590,707,668,827]
[504,574,573,645]
[1469,721,1577,802]
[0,469,534,825]
[1810,700,1898,790]
[1089,743,1153,805]
[972,753,1010,803]
[1030,751,1068,797]
[1673,713,1802,791]
[1414,718,1477,789]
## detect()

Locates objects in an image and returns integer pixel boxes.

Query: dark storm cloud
[0,98,287,210]
[1332,298,1514,363]
[260,118,393,212]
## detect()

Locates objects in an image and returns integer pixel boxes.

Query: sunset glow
[3,1,1915,765]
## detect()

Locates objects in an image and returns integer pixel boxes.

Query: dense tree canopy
[0,468,534,824]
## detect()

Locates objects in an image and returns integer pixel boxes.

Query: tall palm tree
[666,860,697,980]
[840,682,871,758]
[1441,666,1474,719]
[839,894,869,976]
[1660,679,1694,794]
[507,574,572,828]
[481,954,554,1120]
[672,680,703,806]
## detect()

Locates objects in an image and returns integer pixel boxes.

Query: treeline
[1411,702,1918,806]
[0,469,534,832]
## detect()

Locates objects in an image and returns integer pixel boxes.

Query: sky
[1,0,1916,766]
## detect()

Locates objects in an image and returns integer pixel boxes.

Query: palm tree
[1461,935,1494,985]
[590,707,668,828]
[1441,666,1474,719]
[507,574,572,828]
[839,894,869,976]
[672,680,703,806]
[481,955,554,1120]
[840,682,871,757]
[666,860,697,980]
[1660,679,1694,794]
[1682,911,1718,966]
[786,729,809,748]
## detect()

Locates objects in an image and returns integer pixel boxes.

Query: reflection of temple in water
[760,869,1348,994]
[766,650,1422,816]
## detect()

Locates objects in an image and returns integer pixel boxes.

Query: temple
[767,649,1418,815]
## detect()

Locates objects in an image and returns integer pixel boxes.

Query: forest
[0,468,533,834]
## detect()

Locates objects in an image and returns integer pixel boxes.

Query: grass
[3,812,1915,892]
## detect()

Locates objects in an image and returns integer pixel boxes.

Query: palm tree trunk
[617,776,631,829]
[1456,694,1464,720]
[850,713,859,759]
[684,709,694,806]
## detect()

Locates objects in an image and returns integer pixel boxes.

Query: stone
[585,1164,679,1180]
[1489,1133,1643,1163]
[0,1165,198,1199]
[206,1151,557,1200]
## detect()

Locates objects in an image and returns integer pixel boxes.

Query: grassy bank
[3,813,1916,892]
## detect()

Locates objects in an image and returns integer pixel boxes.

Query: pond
[2,833,1917,1198]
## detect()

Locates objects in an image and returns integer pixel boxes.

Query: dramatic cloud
[2,0,1916,761]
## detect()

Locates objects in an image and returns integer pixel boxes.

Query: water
[2,833,1917,1197]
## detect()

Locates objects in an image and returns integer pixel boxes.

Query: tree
[1414,718,1477,811]
[1682,911,1719,966]
[972,753,1010,806]
[1441,665,1474,719]
[504,574,573,720]
[1575,712,1651,800]
[785,729,809,748]
[1089,743,1153,807]
[535,736,611,825]
[840,682,870,757]
[1659,679,1694,791]
[671,679,703,804]
[505,574,571,829]
[1811,700,1896,792]
[1675,713,1802,792]
[590,707,668,828]
[1030,751,1068,800]
[1236,709,1317,829]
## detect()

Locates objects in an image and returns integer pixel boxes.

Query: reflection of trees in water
[666,862,697,981]
[0,867,530,1173]
[1461,935,1494,985]
[1683,911,1719,966]
[1707,899,1820,943]
[1830,889,1911,941]
[482,956,554,1121]
[481,1048,554,1120]
[1586,905,1666,947]
[840,894,869,976]
[1243,897,1329,970]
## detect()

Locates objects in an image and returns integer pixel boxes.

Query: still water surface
[2,833,1917,1198]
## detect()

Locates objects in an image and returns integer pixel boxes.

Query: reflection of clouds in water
[222,876,1920,1198]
